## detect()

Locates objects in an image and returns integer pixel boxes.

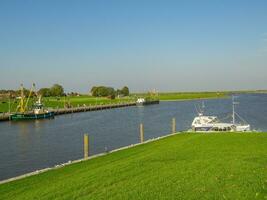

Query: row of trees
[0,89,32,98]
[90,86,129,99]
[38,84,64,97]
[0,84,65,98]
[1,84,129,99]
[117,86,130,96]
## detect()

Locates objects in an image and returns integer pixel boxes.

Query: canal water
[0,94,266,181]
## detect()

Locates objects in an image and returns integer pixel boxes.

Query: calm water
[0,94,266,181]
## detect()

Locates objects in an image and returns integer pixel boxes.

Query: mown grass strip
[0,133,266,200]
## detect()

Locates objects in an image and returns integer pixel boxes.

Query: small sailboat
[191,97,250,132]
[10,84,54,121]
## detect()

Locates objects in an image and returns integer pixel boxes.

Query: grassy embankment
[0,92,229,113]
[0,96,135,113]
[157,92,229,101]
[0,133,266,200]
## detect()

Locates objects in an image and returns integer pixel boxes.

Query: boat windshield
[34,104,43,109]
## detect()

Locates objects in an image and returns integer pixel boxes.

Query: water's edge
[0,132,180,185]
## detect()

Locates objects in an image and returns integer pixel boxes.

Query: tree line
[0,84,65,98]
[0,84,130,99]
[90,86,129,99]
[38,84,64,97]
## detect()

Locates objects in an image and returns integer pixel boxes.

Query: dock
[0,113,11,121]
[0,100,159,122]
[53,102,136,115]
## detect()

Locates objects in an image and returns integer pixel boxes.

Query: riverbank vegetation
[0,133,266,200]
[0,92,222,113]
[1,88,266,113]
[90,86,129,99]
[38,84,65,97]
[0,96,135,113]
[0,84,132,113]
[157,92,229,101]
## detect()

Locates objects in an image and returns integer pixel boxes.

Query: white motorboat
[191,97,250,132]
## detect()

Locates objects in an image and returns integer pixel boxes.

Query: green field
[0,96,135,113]
[157,92,229,101]
[0,92,229,113]
[0,133,266,200]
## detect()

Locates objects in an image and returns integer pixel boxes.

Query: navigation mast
[232,96,239,124]
[19,84,24,113]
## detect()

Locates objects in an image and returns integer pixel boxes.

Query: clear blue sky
[0,0,267,93]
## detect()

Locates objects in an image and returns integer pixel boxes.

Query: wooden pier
[0,100,159,122]
[0,113,11,121]
[53,102,136,115]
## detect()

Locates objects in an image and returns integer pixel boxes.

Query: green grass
[43,96,134,108]
[0,96,135,113]
[0,133,266,200]
[157,92,229,101]
[0,92,229,113]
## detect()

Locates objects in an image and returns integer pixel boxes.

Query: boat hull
[191,124,250,132]
[136,100,160,106]
[11,112,55,121]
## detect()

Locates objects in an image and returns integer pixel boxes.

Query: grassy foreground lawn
[0,133,266,200]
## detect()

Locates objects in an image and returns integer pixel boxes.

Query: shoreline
[160,96,229,102]
[0,130,261,185]
[0,132,180,185]
[0,102,137,122]
[0,97,228,121]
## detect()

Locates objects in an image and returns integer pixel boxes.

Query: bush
[91,86,115,97]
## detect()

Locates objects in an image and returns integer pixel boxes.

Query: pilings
[81,119,175,161]
[0,129,180,185]
[140,123,144,143]
[172,118,176,133]
[0,116,179,184]
[84,134,89,159]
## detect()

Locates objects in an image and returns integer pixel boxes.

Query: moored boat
[136,98,160,106]
[11,112,54,121]
[136,98,146,106]
[190,97,250,132]
[11,84,54,121]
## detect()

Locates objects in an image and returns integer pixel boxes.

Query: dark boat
[11,84,54,121]
[136,98,160,106]
[11,112,54,121]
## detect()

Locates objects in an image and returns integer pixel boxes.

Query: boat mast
[202,101,205,114]
[232,97,235,124]
[232,96,239,124]
[17,83,35,113]
[24,83,35,111]
[8,92,11,114]
[20,84,25,113]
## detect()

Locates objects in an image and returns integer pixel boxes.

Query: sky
[0,0,267,93]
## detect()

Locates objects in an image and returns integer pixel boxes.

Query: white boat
[136,98,146,106]
[191,97,250,132]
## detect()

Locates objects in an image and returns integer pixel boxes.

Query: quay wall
[0,100,159,122]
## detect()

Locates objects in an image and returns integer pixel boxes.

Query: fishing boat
[190,97,250,132]
[136,98,160,106]
[10,84,54,121]
[136,98,146,106]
